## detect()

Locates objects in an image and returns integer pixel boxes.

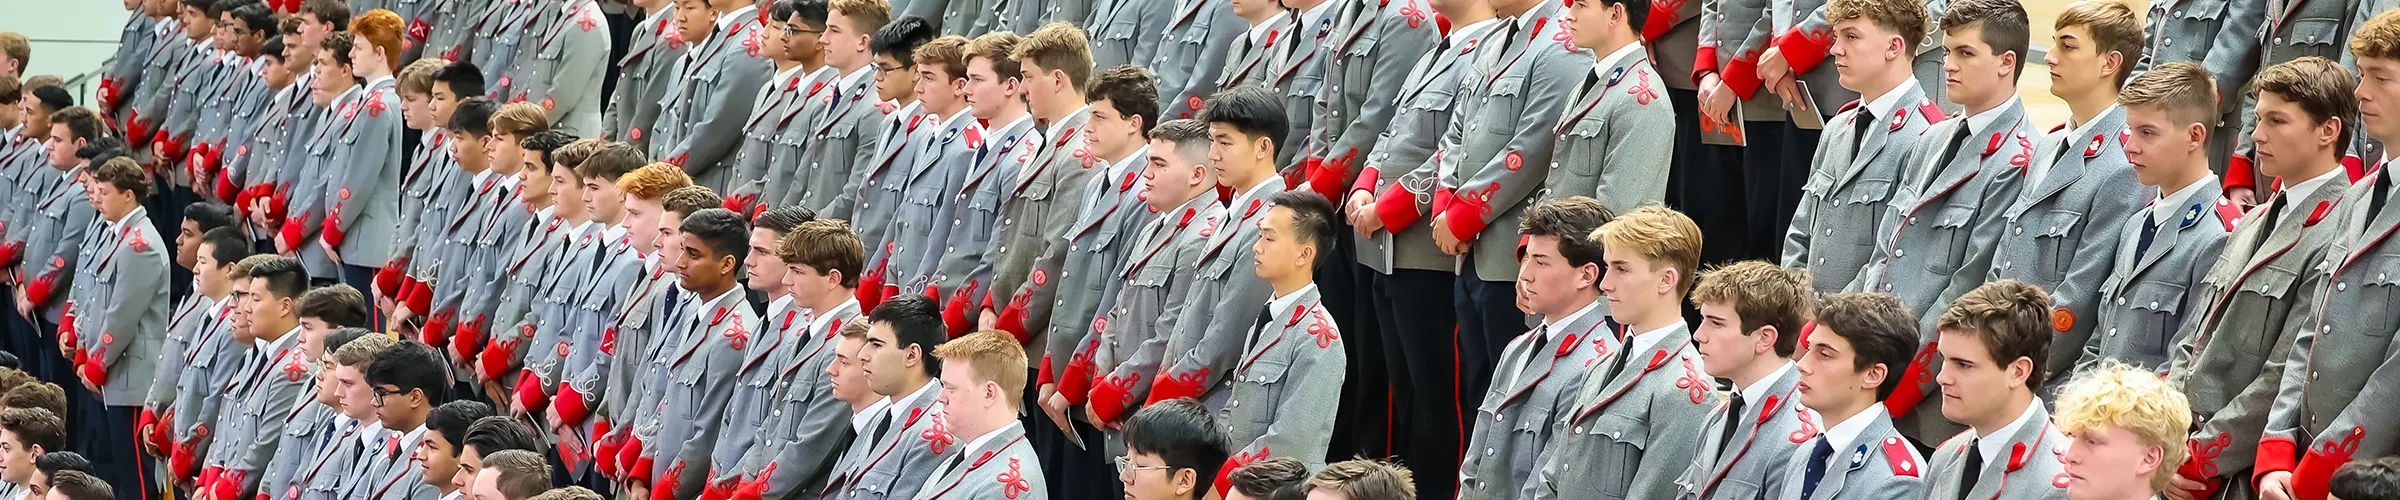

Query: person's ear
[984,380,1004,406]
[1657,267,1679,295]
[2318,117,2344,147]
[2101,50,2124,80]
[1862,363,1889,389]
[1296,240,1317,269]
[1173,468,1199,495]
[2139,444,2164,476]
[1998,50,2019,79]
[2187,122,2210,148]
[1752,324,1778,355]
[2007,355,2034,388]
[1575,262,1601,289]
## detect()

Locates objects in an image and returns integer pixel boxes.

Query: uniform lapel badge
[1075,145,1099,169]
[1401,0,1426,27]
[2182,204,2204,229]
[1850,445,1870,469]
[1552,18,1576,51]
[1504,151,1524,171]
[2050,306,2073,332]
[1461,39,1478,54]
[2307,200,2333,227]
[2083,134,2104,159]
[724,318,750,350]
[1554,332,1579,358]
[1890,108,1907,132]
[1603,66,1625,87]
[1317,17,1334,38]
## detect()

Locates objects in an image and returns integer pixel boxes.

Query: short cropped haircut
[661,186,723,216]
[1,382,65,417]
[461,416,542,455]
[0,408,64,453]
[427,400,494,457]
[29,85,72,113]
[965,32,1024,80]
[320,31,356,68]
[260,37,286,65]
[2252,57,2358,148]
[527,487,606,500]
[434,61,485,98]
[186,202,238,234]
[251,257,312,300]
[483,450,552,500]
[2353,9,2400,62]
[51,107,102,143]
[487,102,550,138]
[301,0,350,28]
[777,219,864,288]
[553,139,607,171]
[201,227,251,266]
[33,451,90,479]
[322,328,370,354]
[0,33,26,72]
[930,331,1029,408]
[448,98,499,135]
[831,0,891,36]
[1811,293,1920,400]
[1308,459,1415,500]
[1690,261,1811,357]
[1518,197,1614,268]
[576,142,648,182]
[279,16,303,36]
[2119,62,2219,127]
[1936,279,2055,388]
[2053,361,2190,492]
[770,0,803,29]
[364,341,451,405]
[752,206,819,235]
[1229,457,1311,500]
[1830,0,1934,48]
[679,209,751,267]
[1201,86,1289,151]
[786,0,830,27]
[2055,0,2142,87]
[231,254,279,281]
[1591,205,1705,295]
[2331,457,2400,500]
[1941,0,2031,79]
[0,370,27,401]
[867,295,947,377]
[233,3,277,33]
[1013,23,1094,91]
[396,57,446,96]
[91,158,153,199]
[871,16,937,62]
[1266,190,1338,258]
[521,130,577,168]
[619,163,695,200]
[348,9,405,72]
[45,471,110,500]
[0,77,18,105]
[914,35,971,80]
[297,284,368,329]
[331,330,397,368]
[1122,398,1230,492]
[1148,118,1212,162]
[1090,65,1160,134]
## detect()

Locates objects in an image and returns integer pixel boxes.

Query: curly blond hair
[2054,361,2191,492]
[2354,8,2400,62]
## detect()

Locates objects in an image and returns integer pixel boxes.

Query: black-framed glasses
[1113,456,1174,477]
[782,25,822,36]
[876,62,913,73]
[371,385,410,406]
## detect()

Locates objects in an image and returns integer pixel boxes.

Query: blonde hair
[914,35,971,80]
[331,332,397,367]
[1012,22,1094,91]
[1591,205,1705,295]
[964,32,1024,80]
[1689,261,1813,357]
[552,139,607,172]
[830,0,890,37]
[617,163,694,200]
[2354,8,2400,62]
[2119,61,2219,126]
[2054,361,2192,492]
[2055,0,2145,87]
[397,59,446,95]
[488,102,550,138]
[930,331,1029,409]
[1826,0,1931,50]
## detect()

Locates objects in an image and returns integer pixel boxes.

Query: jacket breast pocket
[1565,413,1649,498]
[1482,75,1527,137]
[2348,255,2400,338]
[1924,204,1979,275]
[2231,263,2302,355]
[2271,17,2342,57]
[1830,178,1896,241]
[1233,356,1293,426]
[670,362,706,418]
[2121,281,2187,360]
[2027,209,2087,282]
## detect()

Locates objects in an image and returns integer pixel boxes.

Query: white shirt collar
[841,64,877,91]
[886,379,941,421]
[807,298,860,333]
[603,223,629,244]
[851,397,892,433]
[362,75,395,92]
[1964,95,2022,134]
[1234,178,1279,208]
[358,421,390,447]
[692,286,744,320]
[1539,299,1603,340]
[714,5,755,32]
[1624,321,1682,357]
[1820,403,1888,452]
[1110,145,1151,176]
[1863,77,1919,120]
[771,63,806,85]
[1974,398,2046,465]
[2060,104,2120,140]
[2151,173,2218,226]
[262,325,304,356]
[1266,284,1319,320]
[2285,164,2350,202]
[1248,11,1290,44]
[1046,106,1091,138]
[1449,18,1501,46]
[1297,1,1334,30]
[1736,362,1796,405]
[471,168,494,187]
[440,490,464,500]
[767,295,797,319]
[962,421,1020,456]
[1592,42,1643,76]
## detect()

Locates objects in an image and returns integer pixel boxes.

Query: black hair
[182,0,217,13]
[427,400,496,456]
[448,97,498,135]
[678,208,751,270]
[363,340,451,406]
[1122,398,1230,491]
[74,136,123,163]
[0,352,17,371]
[1812,293,1923,401]
[205,0,251,17]
[1199,86,1288,155]
[321,327,370,354]
[770,0,801,27]
[1265,190,1337,253]
[260,36,286,64]
[249,257,311,300]
[199,227,251,266]
[30,85,71,113]
[870,16,938,62]
[33,450,91,478]
[867,294,946,378]
[461,416,543,456]
[433,61,486,99]
[2332,457,2400,500]
[1599,0,1651,36]
[751,206,817,235]
[185,202,239,235]
[521,129,576,170]
[232,2,276,33]
[788,0,830,28]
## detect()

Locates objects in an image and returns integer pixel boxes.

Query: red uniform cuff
[554,382,592,426]
[1375,182,1423,231]
[1723,57,1764,100]
[1694,46,1721,79]
[1774,28,1833,75]
[2256,437,2300,480]
[2227,155,2258,190]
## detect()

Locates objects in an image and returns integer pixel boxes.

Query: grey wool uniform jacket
[704,299,808,483]
[1071,195,1227,426]
[1219,286,1348,473]
[930,118,1038,318]
[345,426,440,500]
[825,382,959,500]
[2085,178,2232,372]
[1456,303,1619,500]
[320,77,405,270]
[610,5,682,149]
[1540,46,1676,210]
[1984,106,2144,393]
[660,13,771,191]
[1521,323,1712,500]
[1922,403,2072,500]
[977,109,1101,359]
[1673,365,1819,500]
[1143,184,1282,410]
[1262,6,1335,170]
[1151,0,1248,121]
[911,423,1048,500]
[800,67,891,219]
[1022,148,1158,390]
[1299,0,1438,198]
[2167,178,2344,491]
[204,331,312,496]
[19,165,96,323]
[2258,164,2400,483]
[1763,409,1931,500]
[1087,0,1173,72]
[886,112,985,298]
[1355,21,1501,276]
[856,101,933,273]
[650,288,763,500]
[726,300,862,500]
[169,301,244,460]
[1783,83,1944,294]
[1433,0,1592,283]
[254,403,339,500]
[740,66,838,210]
[518,0,612,137]
[69,206,172,405]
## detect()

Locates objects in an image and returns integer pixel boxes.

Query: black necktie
[1578,71,1601,102]
[868,413,894,446]
[1526,325,1552,365]
[1800,438,1835,500]
[1958,439,1984,500]
[933,449,967,479]
[1250,308,1275,351]
[1716,386,1744,462]
[1930,125,1972,183]
[1850,111,1874,160]
[2373,171,2391,220]
[2136,215,2160,262]
[1498,21,1521,56]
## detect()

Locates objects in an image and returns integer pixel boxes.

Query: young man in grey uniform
[822,295,958,500]
[1203,190,1347,498]
[1453,197,1615,500]
[511,0,609,136]
[847,19,939,305]
[194,258,314,500]
[717,218,865,500]
[350,342,452,500]
[2131,0,2262,178]
[1779,0,1942,295]
[2223,0,2365,205]
[1920,281,2071,500]
[1767,293,1929,500]
[1673,262,1816,500]
[790,0,894,219]
[977,23,1101,348]
[728,0,832,215]
[655,0,771,191]
[929,32,1036,336]
[694,207,821,499]
[1150,0,1248,122]
[2167,57,2354,500]
[1547,0,1675,208]
[64,159,173,500]
[609,0,679,149]
[319,11,406,304]
[153,228,247,483]
[880,35,980,309]
[2081,63,2232,374]
[916,331,1050,500]
[1056,119,1225,432]
[635,209,760,500]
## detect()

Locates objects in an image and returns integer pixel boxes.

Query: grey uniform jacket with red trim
[1539,48,1675,209]
[1429,0,1592,283]
[1355,20,1504,276]
[2083,178,2231,373]
[1922,403,2072,500]
[912,423,1048,500]
[1983,106,2144,393]
[1521,323,1711,500]
[1069,195,1228,425]
[1456,303,1620,500]
[1216,286,1349,483]
[1673,366,1819,499]
[825,382,960,500]
[1763,410,1929,500]
[2257,163,2400,488]
[1782,84,1943,294]
[68,205,171,405]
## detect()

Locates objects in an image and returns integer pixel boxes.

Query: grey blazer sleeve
[92,226,169,371]
[672,57,771,180]
[549,12,612,136]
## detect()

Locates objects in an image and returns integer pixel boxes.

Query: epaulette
[1879,437,1919,477]
[2214,197,2243,231]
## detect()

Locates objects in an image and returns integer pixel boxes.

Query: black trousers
[1665,88,1751,270]
[1747,119,1822,261]
[1325,228,1389,464]
[1371,268,1459,499]
[1452,262,1523,440]
[81,403,151,500]
[341,264,383,329]
[4,287,37,376]
[1023,367,1114,500]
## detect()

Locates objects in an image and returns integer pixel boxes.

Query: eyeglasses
[371,385,410,407]
[781,25,822,36]
[1113,456,1174,477]
[875,62,913,74]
